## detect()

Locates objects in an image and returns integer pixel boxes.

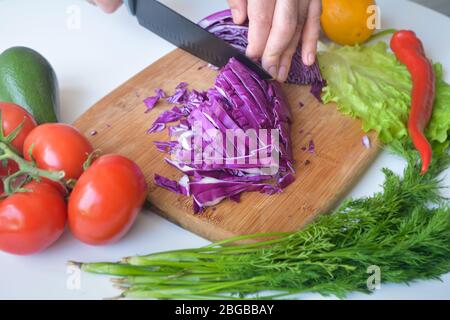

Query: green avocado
[0,47,59,123]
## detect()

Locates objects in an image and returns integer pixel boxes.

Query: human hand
[228,0,321,82]
[87,0,123,13]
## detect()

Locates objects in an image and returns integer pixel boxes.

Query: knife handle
[123,0,137,15]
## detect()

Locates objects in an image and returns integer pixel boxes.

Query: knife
[123,0,272,80]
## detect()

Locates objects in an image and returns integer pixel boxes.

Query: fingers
[278,26,302,82]
[232,0,319,80]
[246,0,276,61]
[301,0,321,65]
[227,0,248,24]
[90,0,123,13]
[276,0,310,82]
[261,0,300,81]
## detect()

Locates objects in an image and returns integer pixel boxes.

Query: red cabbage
[190,177,283,213]
[154,174,189,196]
[166,88,189,104]
[144,96,160,113]
[154,141,179,154]
[199,9,326,100]
[175,82,189,90]
[308,140,315,154]
[150,58,296,213]
[147,106,185,133]
[144,89,167,113]
[155,88,166,98]
[362,135,371,149]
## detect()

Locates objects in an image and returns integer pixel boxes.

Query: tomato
[0,181,67,255]
[0,102,37,153]
[0,160,20,196]
[0,160,19,177]
[41,178,68,197]
[23,123,93,180]
[68,154,147,245]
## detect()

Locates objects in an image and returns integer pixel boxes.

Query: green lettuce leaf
[428,63,450,143]
[318,42,450,144]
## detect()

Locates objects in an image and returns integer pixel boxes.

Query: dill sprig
[74,142,450,299]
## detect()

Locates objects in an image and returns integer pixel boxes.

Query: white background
[0,0,449,299]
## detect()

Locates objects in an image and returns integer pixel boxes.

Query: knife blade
[124,0,272,80]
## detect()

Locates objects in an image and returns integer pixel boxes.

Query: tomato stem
[0,141,65,195]
[83,149,101,171]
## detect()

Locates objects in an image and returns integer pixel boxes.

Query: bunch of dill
[74,142,450,299]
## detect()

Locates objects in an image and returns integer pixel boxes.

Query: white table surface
[0,0,449,300]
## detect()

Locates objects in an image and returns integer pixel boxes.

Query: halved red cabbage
[189,177,283,213]
[198,9,325,100]
[150,58,295,213]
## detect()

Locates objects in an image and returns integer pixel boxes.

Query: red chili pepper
[390,30,435,174]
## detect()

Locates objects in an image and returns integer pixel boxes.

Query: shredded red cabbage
[362,135,371,149]
[166,88,189,104]
[155,88,166,98]
[154,141,179,154]
[144,89,167,113]
[149,58,296,213]
[144,96,160,113]
[198,9,326,100]
[154,174,189,196]
[308,140,315,154]
[147,106,185,133]
[175,82,189,90]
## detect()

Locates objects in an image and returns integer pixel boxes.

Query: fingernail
[307,53,315,65]
[268,66,278,79]
[277,66,288,82]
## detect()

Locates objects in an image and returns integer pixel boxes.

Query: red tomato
[0,160,21,196]
[0,160,19,177]
[0,181,67,255]
[68,154,147,245]
[0,102,37,153]
[41,178,68,197]
[23,123,93,180]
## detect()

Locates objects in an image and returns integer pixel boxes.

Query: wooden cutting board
[73,49,380,242]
